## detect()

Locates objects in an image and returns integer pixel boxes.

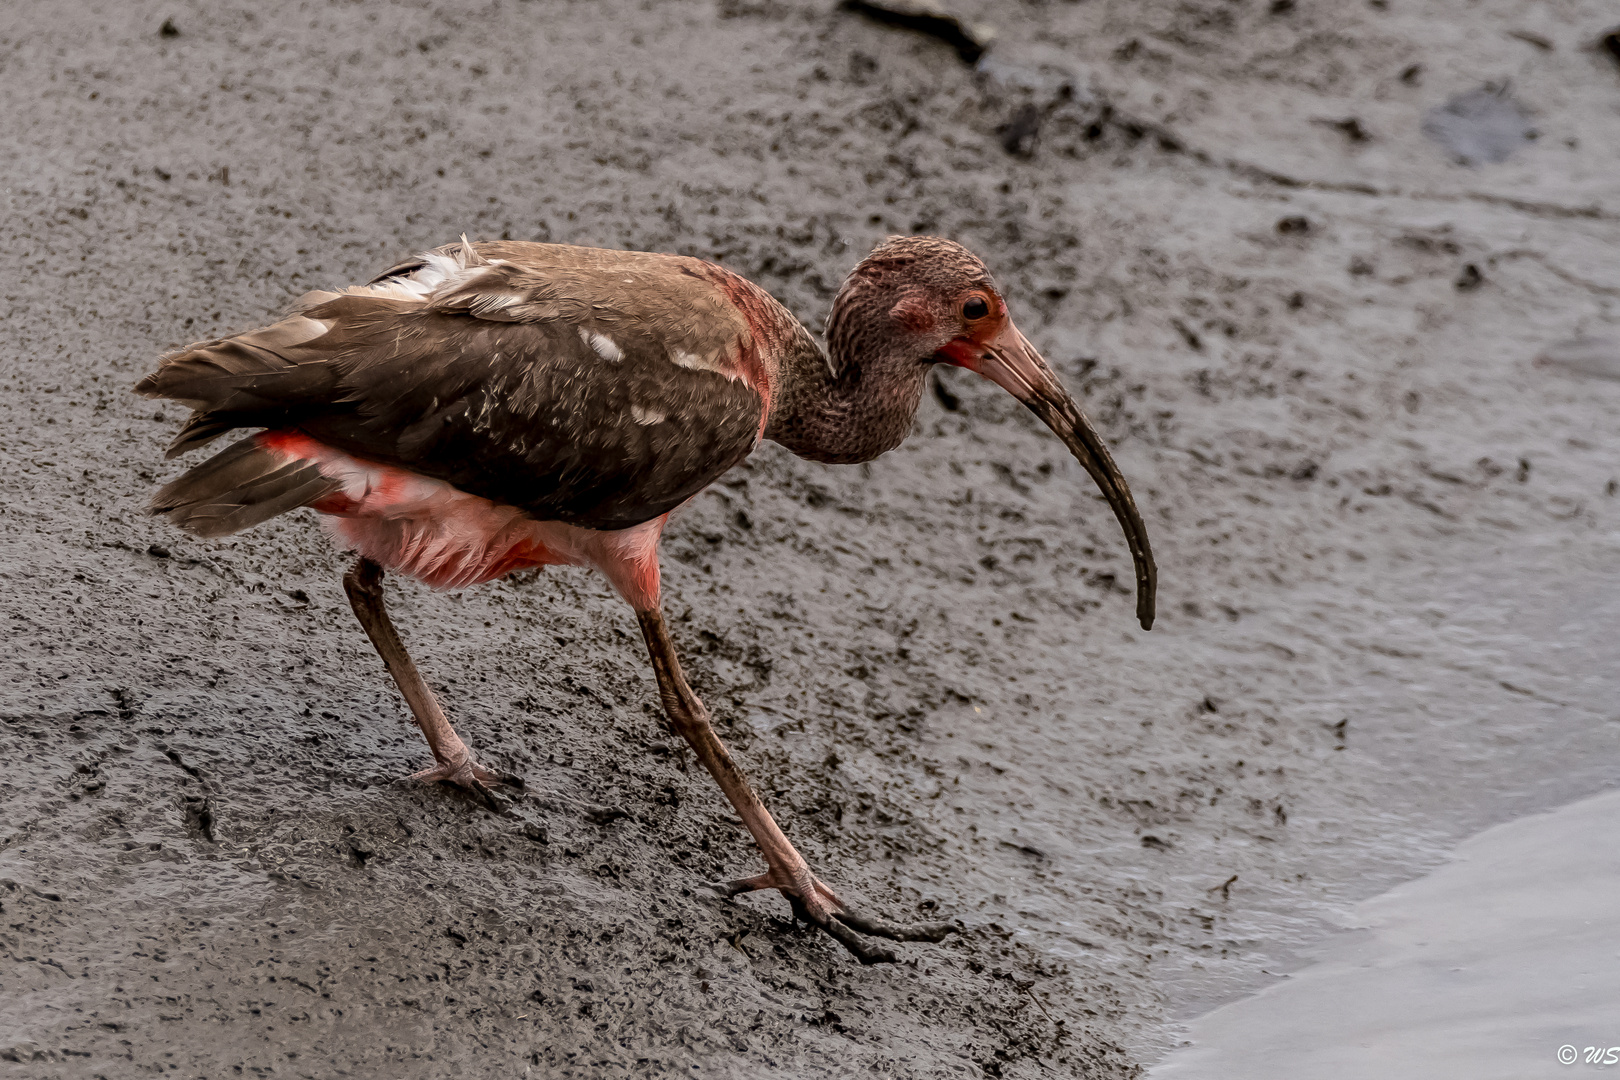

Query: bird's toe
[708,865,956,963]
[703,872,776,899]
[833,907,961,944]
[470,762,524,788]
[408,757,521,811]
[815,905,899,966]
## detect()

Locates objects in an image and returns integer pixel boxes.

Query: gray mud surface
[3,2,1618,1076]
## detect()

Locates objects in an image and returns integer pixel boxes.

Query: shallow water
[1151,788,1620,1080]
[1421,85,1536,166]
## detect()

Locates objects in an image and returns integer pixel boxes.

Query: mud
[2,1,1618,1077]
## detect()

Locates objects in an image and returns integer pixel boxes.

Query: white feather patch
[408,251,465,293]
[366,245,508,305]
[669,349,744,383]
[354,279,426,302]
[578,327,624,362]
[630,404,666,426]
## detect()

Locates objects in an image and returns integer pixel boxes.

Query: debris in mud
[975,46,1115,159]
[1421,84,1536,166]
[716,0,792,16]
[158,17,180,39]
[1313,116,1370,143]
[1171,318,1203,351]
[840,0,995,65]
[1602,27,1620,68]
[344,838,373,868]
[999,838,1046,859]
[1507,29,1554,51]
[1534,335,1620,381]
[1276,215,1310,235]
[0,1042,49,1065]
[586,805,631,825]
[997,102,1041,157]
[182,794,215,842]
[1455,263,1484,291]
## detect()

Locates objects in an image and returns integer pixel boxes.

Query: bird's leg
[635,607,957,963]
[342,557,519,809]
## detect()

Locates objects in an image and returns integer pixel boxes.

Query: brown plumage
[143,241,790,531]
[136,235,1156,963]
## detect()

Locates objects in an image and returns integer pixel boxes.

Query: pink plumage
[259,430,667,607]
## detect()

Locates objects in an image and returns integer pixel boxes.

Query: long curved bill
[952,322,1157,631]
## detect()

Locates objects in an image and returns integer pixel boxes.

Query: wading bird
[137,235,1156,962]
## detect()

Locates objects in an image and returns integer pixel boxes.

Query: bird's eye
[962,296,990,320]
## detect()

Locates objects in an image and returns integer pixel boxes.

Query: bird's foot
[409,756,523,811]
[707,865,959,965]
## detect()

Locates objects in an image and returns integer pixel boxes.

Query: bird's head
[833,235,1157,630]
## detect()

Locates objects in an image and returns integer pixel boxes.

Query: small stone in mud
[159,18,180,39]
[147,543,170,558]
[1455,263,1484,291]
[1276,215,1310,235]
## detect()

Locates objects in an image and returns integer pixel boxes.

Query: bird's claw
[705,870,959,965]
[409,757,523,811]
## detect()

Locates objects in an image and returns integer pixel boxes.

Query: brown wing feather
[148,437,341,538]
[138,245,769,530]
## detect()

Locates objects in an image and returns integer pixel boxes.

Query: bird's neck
[764,329,929,465]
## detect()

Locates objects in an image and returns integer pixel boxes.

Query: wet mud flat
[3,1,1619,1076]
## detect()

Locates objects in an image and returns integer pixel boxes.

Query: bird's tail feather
[150,435,340,538]
[134,309,346,458]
